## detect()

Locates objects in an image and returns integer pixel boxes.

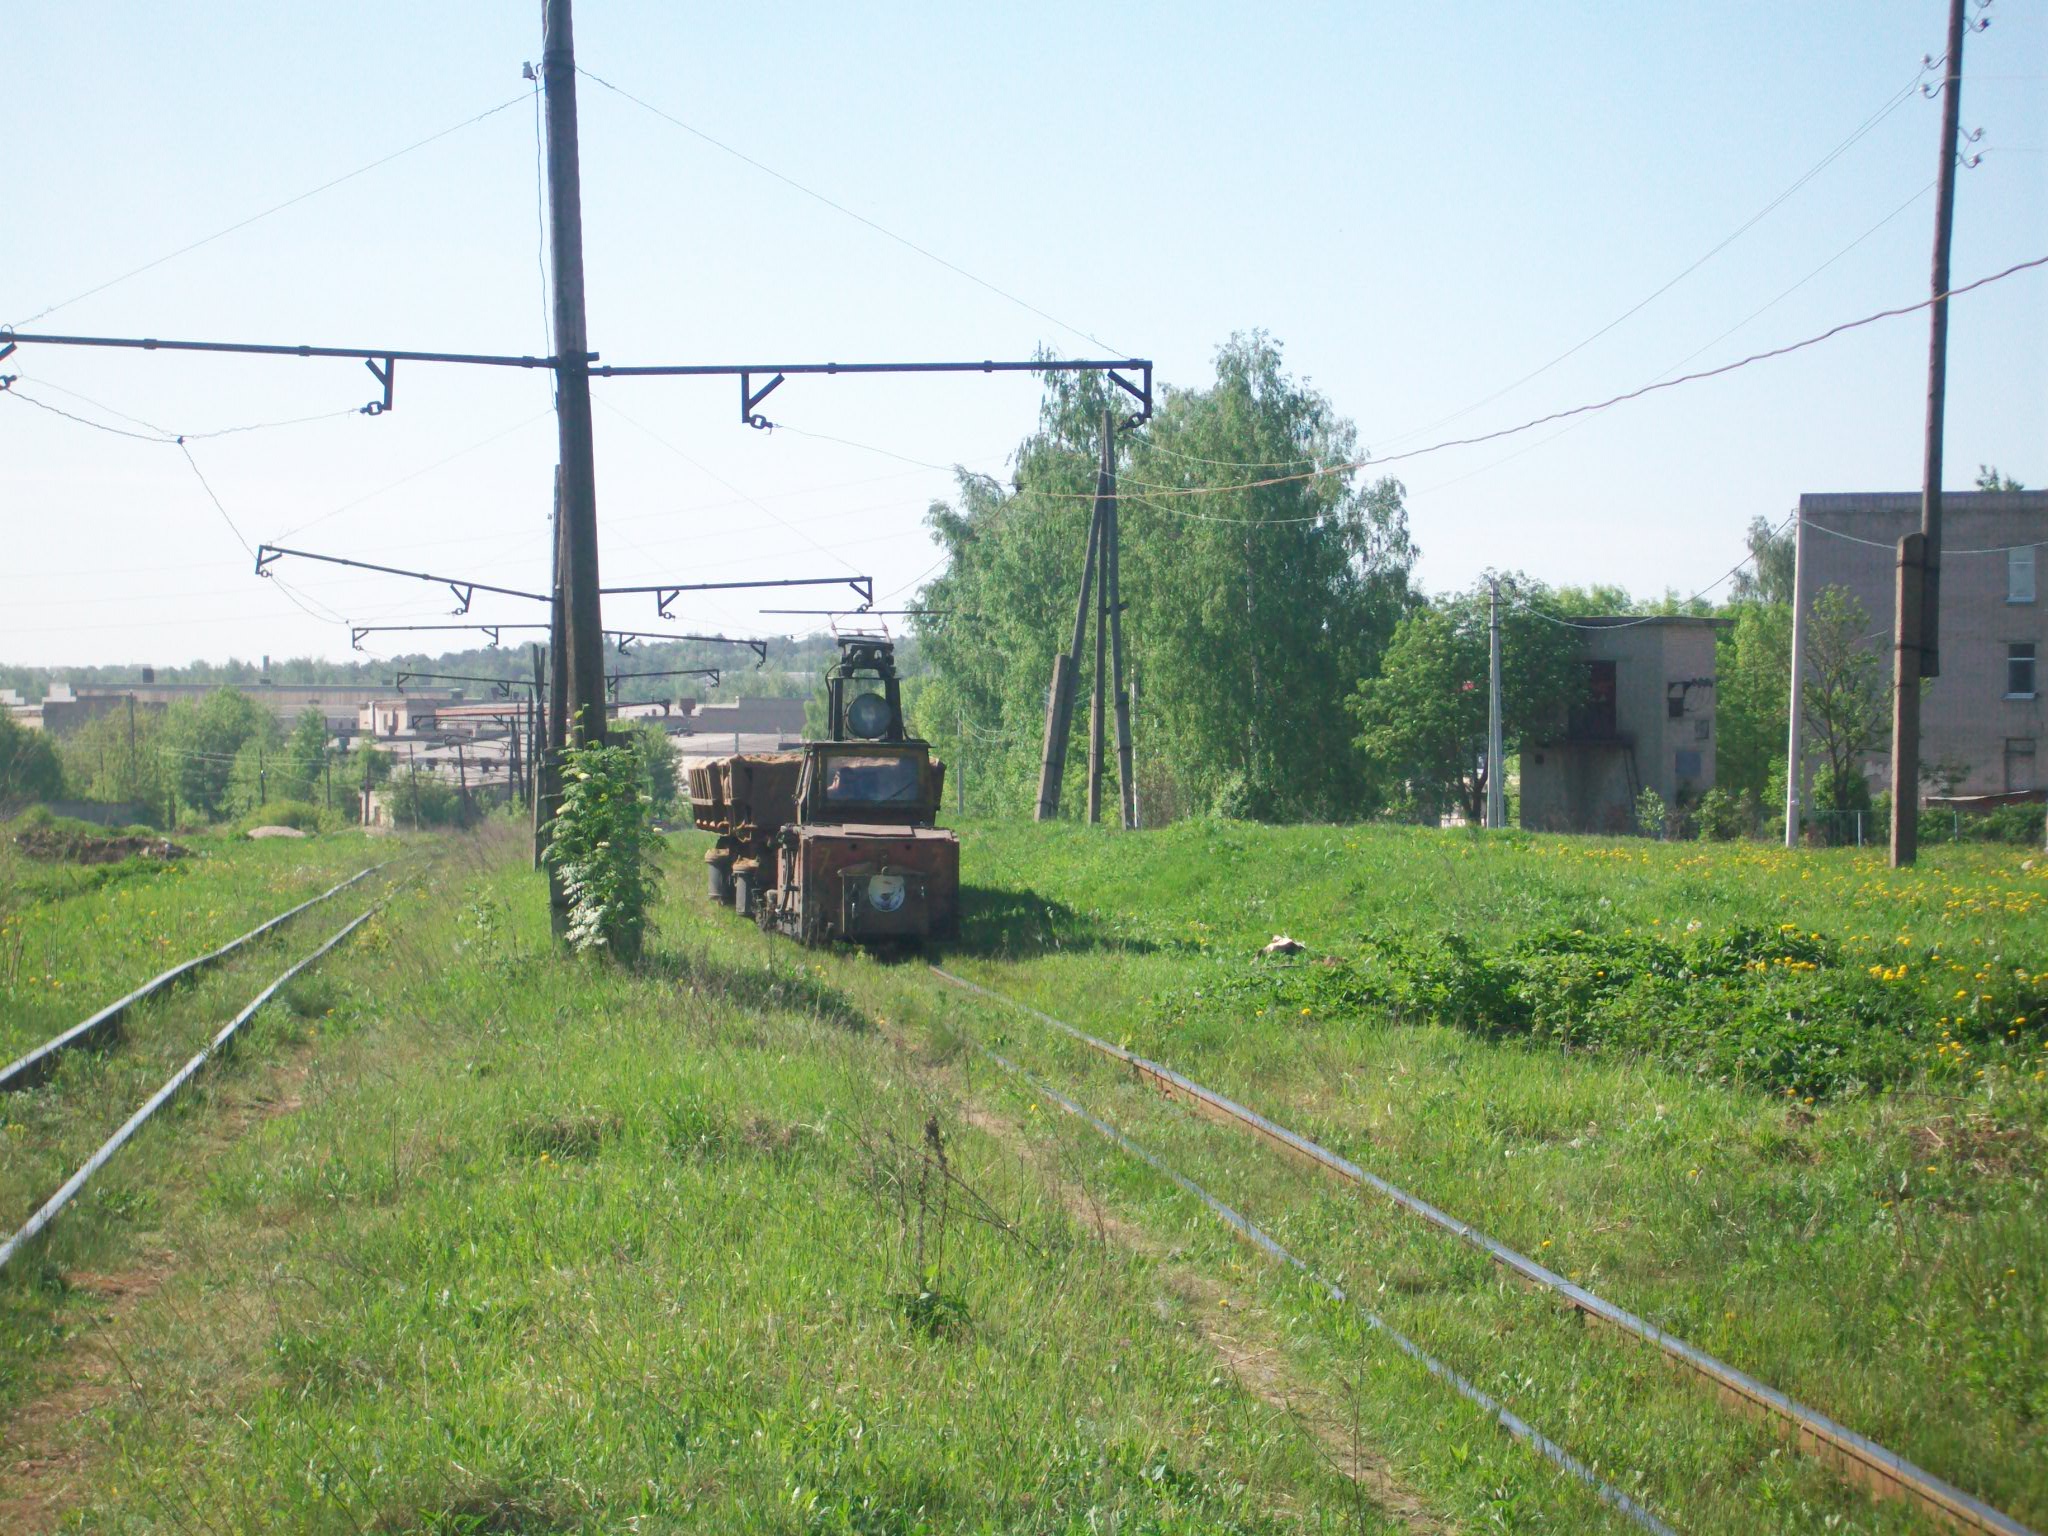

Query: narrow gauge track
[0,861,390,1094]
[932,966,2039,1536]
[972,1037,1678,1534]
[0,899,389,1274]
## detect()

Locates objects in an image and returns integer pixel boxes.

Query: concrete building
[1794,491,2046,799]
[1521,617,1723,834]
[3,683,139,737]
[682,696,806,739]
[71,681,458,734]
[358,696,442,739]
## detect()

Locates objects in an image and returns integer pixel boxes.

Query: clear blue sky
[3,1,2042,668]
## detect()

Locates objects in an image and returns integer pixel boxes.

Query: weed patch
[1155,918,2046,1098]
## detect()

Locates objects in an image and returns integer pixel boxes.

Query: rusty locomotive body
[689,636,958,946]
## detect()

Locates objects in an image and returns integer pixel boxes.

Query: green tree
[163,689,269,820]
[1799,586,1886,823]
[626,720,681,818]
[0,712,64,806]
[1346,583,1583,824]
[281,709,331,803]
[58,704,167,814]
[1728,514,1795,604]
[917,333,1415,822]
[1714,599,1792,799]
[1975,465,2025,492]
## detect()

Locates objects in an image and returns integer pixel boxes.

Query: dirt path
[948,1079,1450,1532]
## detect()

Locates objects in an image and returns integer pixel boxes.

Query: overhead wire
[1511,510,1798,630]
[1372,65,1933,452]
[575,65,1119,356]
[9,94,530,329]
[2,380,362,443]
[1100,254,2047,511]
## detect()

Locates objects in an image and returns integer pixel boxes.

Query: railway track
[932,964,2040,1536]
[0,861,390,1094]
[0,891,396,1275]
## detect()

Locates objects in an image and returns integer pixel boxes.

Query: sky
[3,1,2043,670]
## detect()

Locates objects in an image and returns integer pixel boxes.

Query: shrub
[545,739,660,960]
[387,774,465,828]
[1633,787,1667,839]
[1694,787,1745,841]
[232,799,328,833]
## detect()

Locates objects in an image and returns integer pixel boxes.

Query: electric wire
[9,95,530,329]
[272,408,558,541]
[1102,254,2047,509]
[2,380,362,443]
[597,396,872,578]
[1513,511,1795,629]
[575,65,1119,356]
[1373,67,1932,452]
[1804,519,2040,556]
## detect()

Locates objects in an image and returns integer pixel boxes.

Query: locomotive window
[821,753,922,803]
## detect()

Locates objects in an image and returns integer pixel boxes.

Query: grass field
[1,814,2041,1533]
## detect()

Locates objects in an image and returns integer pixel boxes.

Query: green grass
[2,816,2042,1533]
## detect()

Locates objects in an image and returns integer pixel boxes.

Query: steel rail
[930,966,2038,1536]
[972,1038,1677,1534]
[0,864,389,1094]
[0,902,385,1273]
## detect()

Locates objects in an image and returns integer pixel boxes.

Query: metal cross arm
[605,666,719,698]
[256,544,547,613]
[392,671,538,698]
[602,572,873,619]
[608,631,768,663]
[4,330,588,416]
[348,621,766,663]
[584,355,1155,430]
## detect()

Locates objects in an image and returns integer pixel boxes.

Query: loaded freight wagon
[690,635,958,946]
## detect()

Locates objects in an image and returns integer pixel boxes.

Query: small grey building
[1521,617,1722,834]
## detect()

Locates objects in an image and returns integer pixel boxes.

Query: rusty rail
[0,863,389,1094]
[971,1036,1678,1533]
[931,965,2038,1536]
[0,903,385,1274]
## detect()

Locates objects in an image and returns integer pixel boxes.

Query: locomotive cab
[754,634,959,945]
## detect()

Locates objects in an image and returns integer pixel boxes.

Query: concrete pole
[1890,534,1927,867]
[1784,507,1808,848]
[1487,579,1506,830]
[541,0,607,750]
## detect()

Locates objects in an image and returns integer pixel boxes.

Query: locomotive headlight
[867,873,907,913]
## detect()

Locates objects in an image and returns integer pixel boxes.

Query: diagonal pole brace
[741,370,785,429]
[362,357,396,416]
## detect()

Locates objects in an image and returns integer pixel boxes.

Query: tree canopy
[913,333,1415,821]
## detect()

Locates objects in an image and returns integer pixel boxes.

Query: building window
[2011,545,2037,605]
[2007,739,2037,794]
[2010,643,2038,700]
[1569,660,1618,740]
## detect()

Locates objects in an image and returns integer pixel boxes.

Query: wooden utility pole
[541,0,607,752]
[1103,410,1135,830]
[1035,470,1104,820]
[1892,0,1968,868]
